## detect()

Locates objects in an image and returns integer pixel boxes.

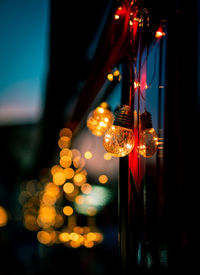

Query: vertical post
[119,57,131,274]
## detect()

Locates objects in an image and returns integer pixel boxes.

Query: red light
[155,28,165,38]
[128,128,144,193]
[114,5,127,19]
[134,81,139,89]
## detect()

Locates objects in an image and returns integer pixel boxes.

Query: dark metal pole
[119,57,131,274]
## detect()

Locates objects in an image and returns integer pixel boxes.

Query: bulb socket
[140,110,152,130]
[113,105,133,129]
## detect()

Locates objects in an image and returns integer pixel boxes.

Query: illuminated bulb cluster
[103,105,135,157]
[36,217,104,248]
[87,102,114,136]
[139,110,159,158]
[58,225,103,249]
[19,127,108,248]
[107,69,121,82]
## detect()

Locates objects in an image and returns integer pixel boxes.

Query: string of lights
[86,0,165,160]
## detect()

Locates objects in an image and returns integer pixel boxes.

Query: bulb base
[113,105,133,129]
[140,110,152,130]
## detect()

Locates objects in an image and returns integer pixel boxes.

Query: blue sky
[0,0,49,124]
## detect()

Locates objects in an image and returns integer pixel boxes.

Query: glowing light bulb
[107,73,114,81]
[139,128,158,158]
[103,105,135,157]
[139,110,158,158]
[103,126,134,157]
[87,102,114,136]
[155,28,165,38]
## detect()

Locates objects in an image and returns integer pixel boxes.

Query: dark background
[0,0,200,274]
[0,1,119,274]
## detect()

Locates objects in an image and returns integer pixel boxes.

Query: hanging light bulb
[87,102,114,136]
[103,105,135,157]
[139,110,158,158]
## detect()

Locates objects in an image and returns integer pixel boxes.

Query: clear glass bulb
[139,128,158,158]
[87,104,114,136]
[103,125,135,157]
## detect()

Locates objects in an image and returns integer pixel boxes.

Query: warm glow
[37,206,56,228]
[134,81,140,89]
[42,193,57,205]
[63,182,75,194]
[139,128,158,158]
[84,240,94,248]
[63,206,73,216]
[87,232,96,241]
[54,213,64,228]
[75,195,85,205]
[71,149,81,159]
[70,240,81,248]
[0,206,8,227]
[51,165,63,175]
[98,174,108,184]
[39,206,56,219]
[65,186,79,200]
[103,125,135,157]
[87,207,97,216]
[70,232,79,241]
[45,182,60,197]
[21,111,110,249]
[84,151,93,159]
[113,69,120,76]
[87,102,114,136]
[73,156,85,169]
[82,226,90,234]
[155,28,165,38]
[104,152,112,160]
[59,128,72,138]
[58,136,71,149]
[73,226,84,234]
[126,143,132,149]
[60,155,72,168]
[24,215,39,231]
[63,168,74,179]
[99,121,105,127]
[114,14,120,20]
[60,148,72,158]
[53,172,66,185]
[95,232,104,243]
[57,226,103,248]
[97,107,104,114]
[73,173,86,186]
[107,73,114,81]
[81,183,92,194]
[59,232,70,242]
[37,230,52,245]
